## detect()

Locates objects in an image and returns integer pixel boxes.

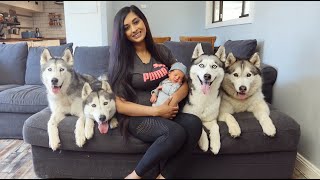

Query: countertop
[0,37,66,42]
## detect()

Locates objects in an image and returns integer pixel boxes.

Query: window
[206,1,254,29]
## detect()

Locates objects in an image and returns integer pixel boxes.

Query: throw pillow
[163,41,214,70]
[224,39,257,60]
[73,46,109,78]
[25,43,73,85]
[0,42,28,85]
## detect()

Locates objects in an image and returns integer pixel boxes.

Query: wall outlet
[140,4,147,9]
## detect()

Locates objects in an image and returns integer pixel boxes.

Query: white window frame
[205,1,255,29]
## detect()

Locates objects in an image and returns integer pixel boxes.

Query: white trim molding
[205,1,255,29]
[296,153,320,179]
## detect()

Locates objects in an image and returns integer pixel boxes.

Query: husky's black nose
[204,74,211,81]
[99,115,106,122]
[239,86,247,92]
[51,78,58,85]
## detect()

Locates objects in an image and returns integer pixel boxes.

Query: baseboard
[296,153,320,179]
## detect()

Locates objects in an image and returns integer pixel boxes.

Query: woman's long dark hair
[108,5,171,139]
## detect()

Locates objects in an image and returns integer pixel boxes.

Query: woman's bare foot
[125,170,141,179]
[156,173,165,179]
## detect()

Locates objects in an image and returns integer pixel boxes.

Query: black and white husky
[40,48,100,151]
[218,52,276,138]
[81,80,118,140]
[183,43,225,154]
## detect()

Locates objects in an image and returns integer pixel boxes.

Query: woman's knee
[176,113,202,134]
[167,123,186,147]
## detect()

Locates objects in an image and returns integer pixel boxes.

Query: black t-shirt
[131,44,177,106]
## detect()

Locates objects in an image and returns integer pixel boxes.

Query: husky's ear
[40,48,52,66]
[249,53,261,68]
[225,53,237,68]
[101,81,113,93]
[215,46,226,62]
[62,48,74,66]
[82,82,92,100]
[192,43,204,59]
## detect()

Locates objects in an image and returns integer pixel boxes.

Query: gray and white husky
[183,43,225,154]
[40,48,98,151]
[81,80,118,140]
[218,52,276,138]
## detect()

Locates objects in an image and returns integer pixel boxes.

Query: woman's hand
[154,97,179,119]
[150,94,158,103]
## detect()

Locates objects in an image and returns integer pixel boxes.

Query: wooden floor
[0,139,306,179]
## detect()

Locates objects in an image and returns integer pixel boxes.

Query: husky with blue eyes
[40,48,102,151]
[183,43,226,155]
[81,80,118,140]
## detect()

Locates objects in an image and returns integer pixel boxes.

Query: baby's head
[168,62,187,84]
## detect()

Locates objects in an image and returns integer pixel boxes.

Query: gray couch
[0,42,73,139]
[0,41,300,178]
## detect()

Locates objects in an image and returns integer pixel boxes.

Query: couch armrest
[261,63,277,104]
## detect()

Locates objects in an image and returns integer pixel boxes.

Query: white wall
[111,1,206,41]
[205,1,320,169]
[64,1,109,48]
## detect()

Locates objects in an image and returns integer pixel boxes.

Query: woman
[108,5,202,179]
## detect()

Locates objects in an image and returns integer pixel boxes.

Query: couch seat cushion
[0,84,21,92]
[0,85,47,113]
[23,107,300,155]
[23,108,149,153]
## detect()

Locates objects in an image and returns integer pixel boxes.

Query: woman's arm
[169,81,188,107]
[116,96,179,119]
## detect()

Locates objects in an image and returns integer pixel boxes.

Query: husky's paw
[262,121,276,137]
[110,118,118,129]
[75,127,86,148]
[210,140,221,155]
[85,126,94,140]
[49,136,61,151]
[209,135,221,155]
[198,136,209,152]
[228,124,241,138]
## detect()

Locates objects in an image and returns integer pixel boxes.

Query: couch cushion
[73,46,109,78]
[163,41,214,69]
[23,107,300,155]
[23,108,149,153]
[0,42,28,85]
[0,84,21,92]
[0,85,47,113]
[224,39,257,59]
[261,63,278,104]
[25,43,73,85]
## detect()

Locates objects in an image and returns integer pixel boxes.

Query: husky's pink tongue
[201,84,210,95]
[52,87,61,94]
[98,122,109,134]
[238,93,247,100]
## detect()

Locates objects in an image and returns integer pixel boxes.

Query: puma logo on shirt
[143,65,168,82]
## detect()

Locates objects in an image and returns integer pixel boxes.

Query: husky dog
[40,48,98,151]
[183,43,225,154]
[218,53,276,138]
[81,80,118,140]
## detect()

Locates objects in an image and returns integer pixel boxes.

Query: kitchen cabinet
[0,1,43,12]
